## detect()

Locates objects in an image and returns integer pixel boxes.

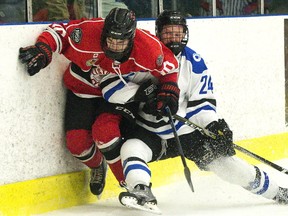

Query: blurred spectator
[122,0,155,18]
[0,0,25,23]
[200,0,259,16]
[243,1,259,14]
[266,0,288,14]
[33,0,86,22]
[163,0,202,17]
[101,0,128,17]
[67,0,85,19]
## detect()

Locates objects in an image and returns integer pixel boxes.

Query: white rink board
[0,16,287,185]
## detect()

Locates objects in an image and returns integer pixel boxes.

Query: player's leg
[92,112,125,183]
[64,90,107,196]
[118,125,163,212]
[178,130,288,204]
[92,102,139,184]
[207,156,288,203]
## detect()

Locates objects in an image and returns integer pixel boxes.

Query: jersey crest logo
[156,55,163,67]
[70,28,82,43]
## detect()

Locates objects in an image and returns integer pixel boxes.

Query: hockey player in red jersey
[18,7,179,197]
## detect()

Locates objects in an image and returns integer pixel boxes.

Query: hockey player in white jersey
[115,10,288,213]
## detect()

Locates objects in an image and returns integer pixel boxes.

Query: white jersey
[136,46,219,139]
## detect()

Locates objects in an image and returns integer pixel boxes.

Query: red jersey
[37,18,179,97]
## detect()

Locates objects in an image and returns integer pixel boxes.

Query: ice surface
[35,159,288,216]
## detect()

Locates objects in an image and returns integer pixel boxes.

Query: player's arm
[99,73,140,104]
[150,44,180,116]
[99,72,157,104]
[184,52,218,128]
[185,52,234,149]
[18,20,78,76]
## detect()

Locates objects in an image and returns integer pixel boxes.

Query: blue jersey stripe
[156,105,216,135]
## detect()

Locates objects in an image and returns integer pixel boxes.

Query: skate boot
[119,183,161,214]
[89,158,107,198]
[273,187,288,204]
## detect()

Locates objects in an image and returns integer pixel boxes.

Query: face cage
[161,26,189,55]
[165,42,186,55]
[103,39,133,63]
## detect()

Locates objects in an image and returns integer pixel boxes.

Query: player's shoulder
[66,17,104,31]
[182,46,207,74]
[62,18,103,51]
[135,29,162,48]
[132,29,166,68]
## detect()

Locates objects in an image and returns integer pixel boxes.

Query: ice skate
[119,183,161,214]
[273,187,288,204]
[89,158,107,199]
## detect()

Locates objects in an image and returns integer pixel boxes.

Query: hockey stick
[165,107,195,192]
[173,114,288,175]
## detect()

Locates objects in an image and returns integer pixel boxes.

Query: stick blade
[184,166,194,192]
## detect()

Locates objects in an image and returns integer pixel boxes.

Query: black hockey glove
[206,119,233,143]
[156,82,180,116]
[134,79,157,102]
[133,79,158,116]
[19,42,52,76]
[205,119,235,156]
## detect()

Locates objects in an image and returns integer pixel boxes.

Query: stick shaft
[165,107,194,192]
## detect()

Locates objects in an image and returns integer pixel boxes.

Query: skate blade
[120,195,162,215]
